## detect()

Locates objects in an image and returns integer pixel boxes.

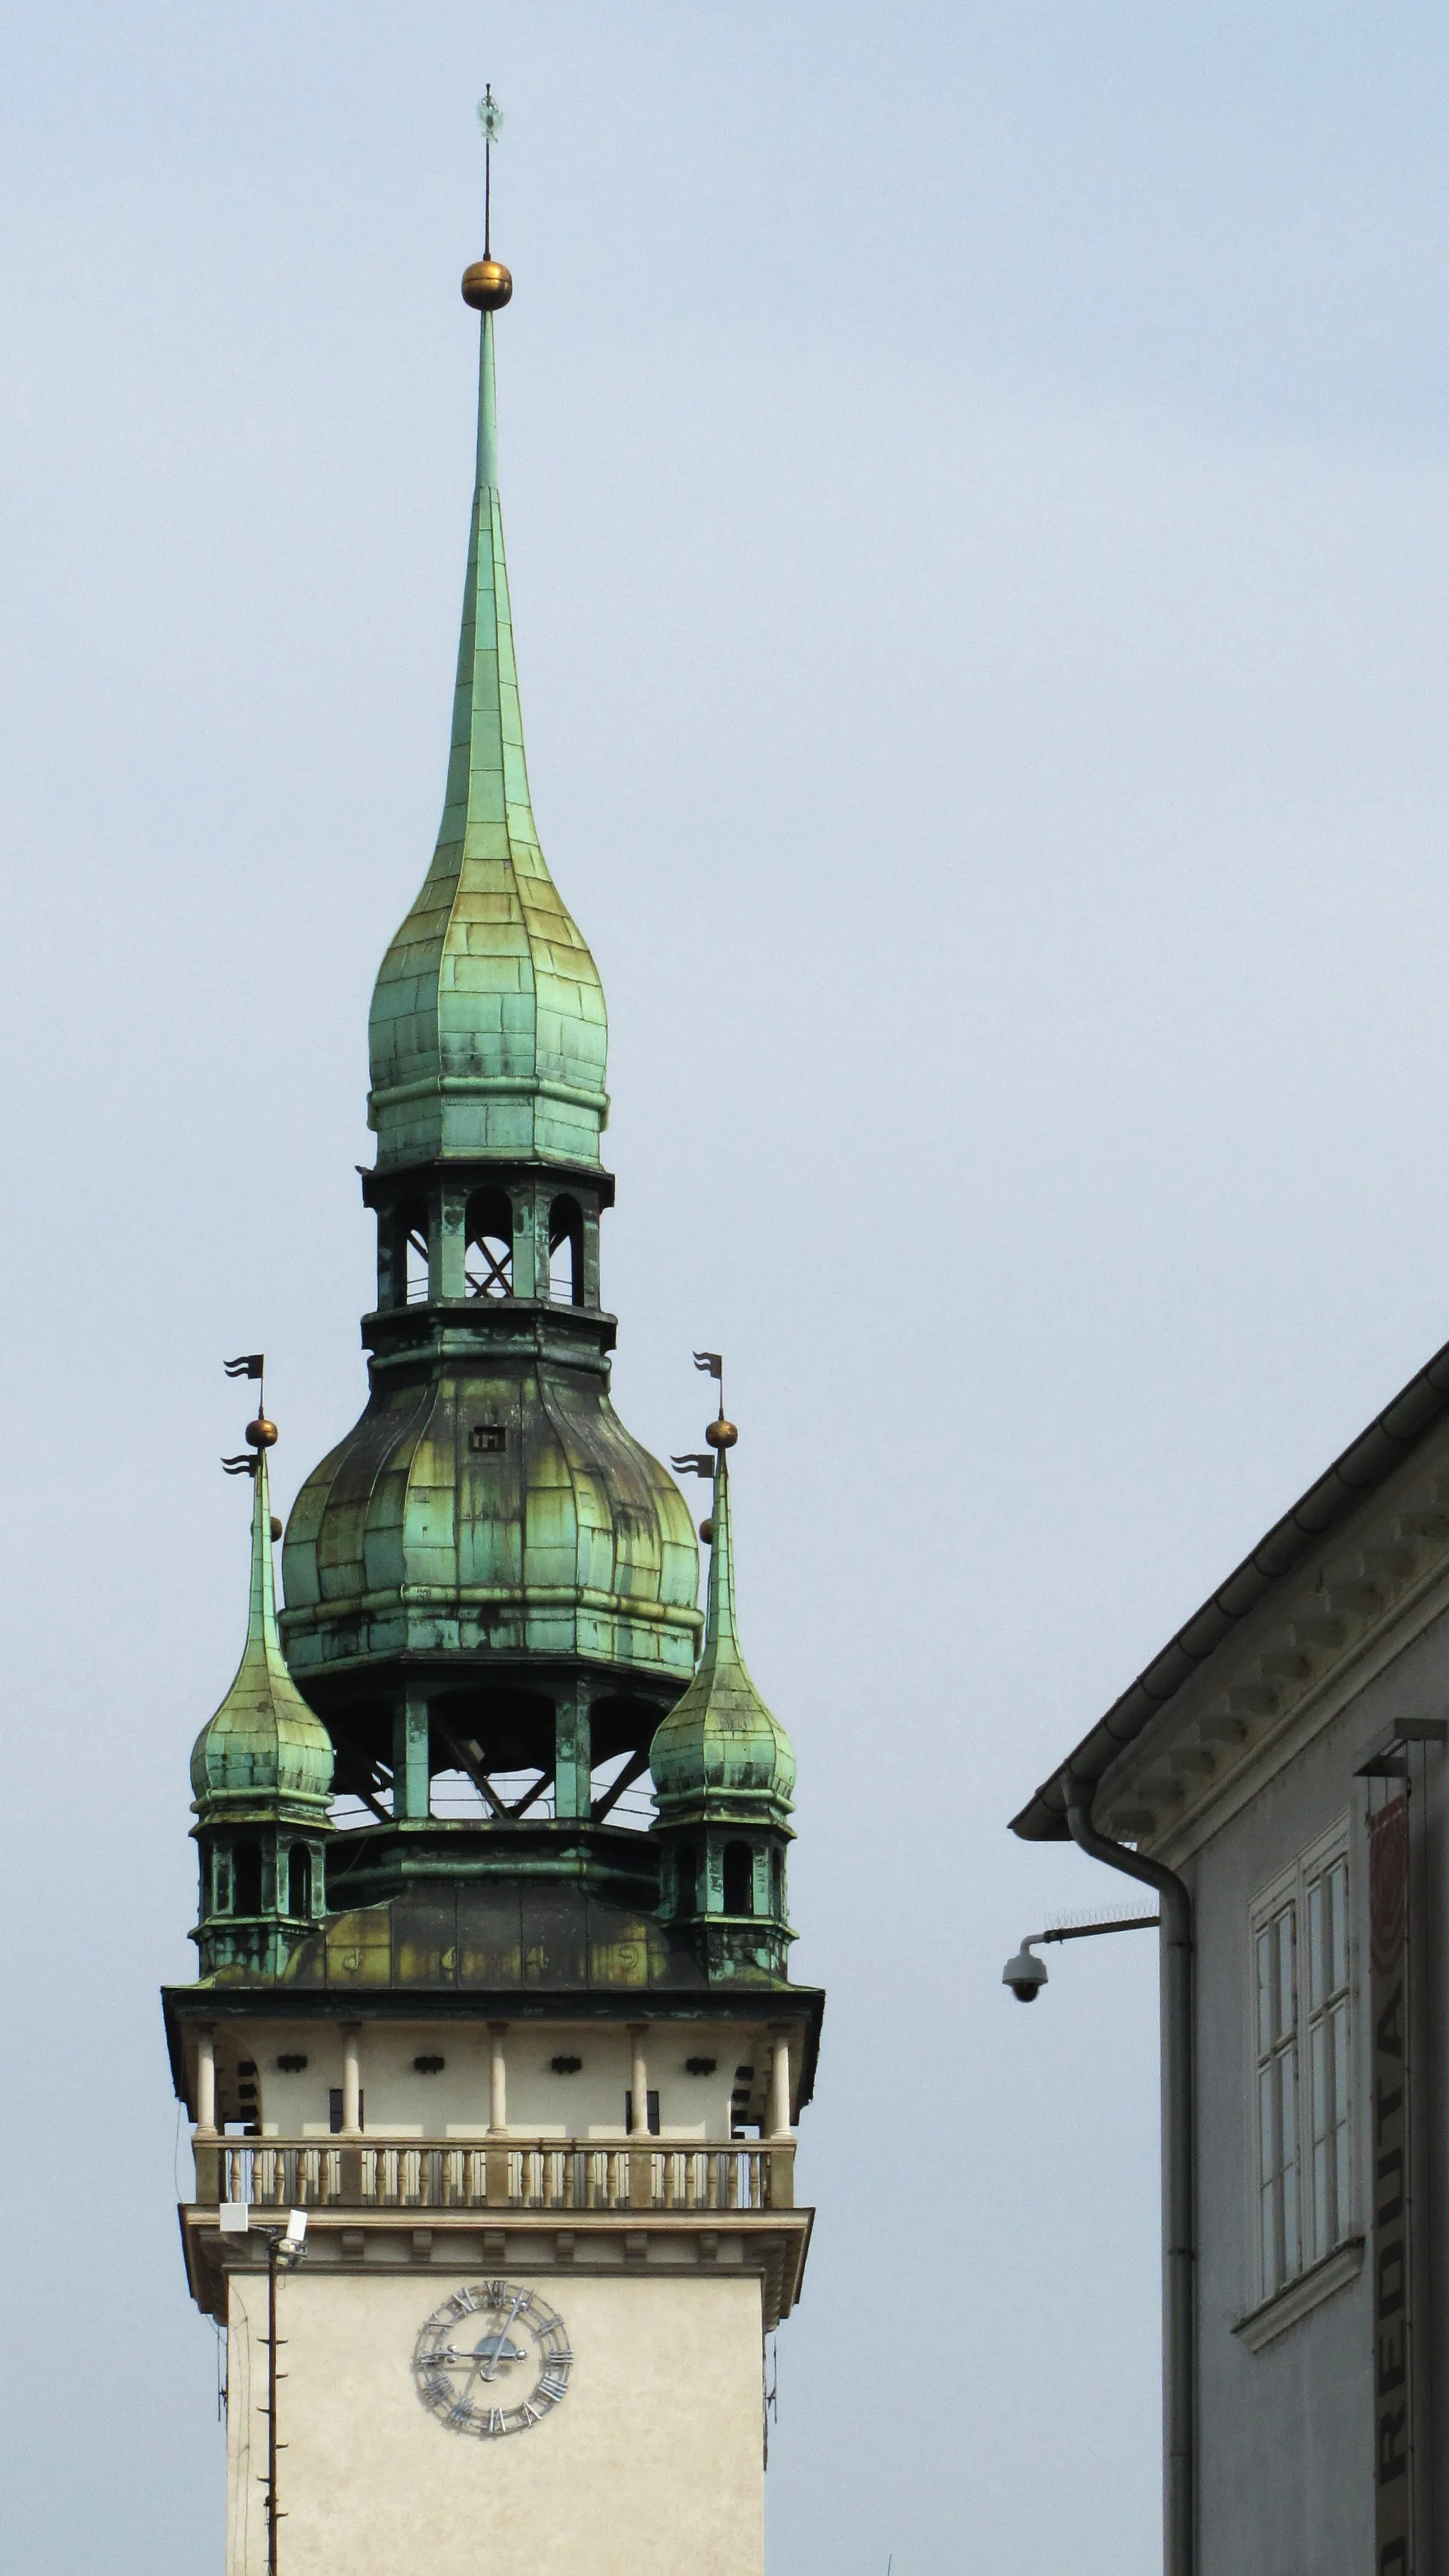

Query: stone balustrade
[195,2133,794,2215]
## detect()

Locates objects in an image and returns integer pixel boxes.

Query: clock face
[413,2280,573,2439]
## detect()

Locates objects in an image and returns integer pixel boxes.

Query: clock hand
[480,2290,527,2383]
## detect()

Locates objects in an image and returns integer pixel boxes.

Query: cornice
[1092,1424,1449,1869]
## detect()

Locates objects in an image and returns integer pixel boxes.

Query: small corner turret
[656,1370,797,1983]
[189,1360,332,1981]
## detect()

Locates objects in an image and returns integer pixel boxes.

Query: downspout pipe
[1063,1769,1194,2576]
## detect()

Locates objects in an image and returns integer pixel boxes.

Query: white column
[195,2025,216,2135]
[342,2023,362,2135]
[488,2022,508,2134]
[629,2024,650,2136]
[768,2029,793,2139]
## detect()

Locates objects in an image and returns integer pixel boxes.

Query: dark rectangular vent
[471,1424,506,1453]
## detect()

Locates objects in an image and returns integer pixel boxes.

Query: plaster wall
[228,2017,753,2138]
[1185,1603,1449,2574]
[224,2264,764,2576]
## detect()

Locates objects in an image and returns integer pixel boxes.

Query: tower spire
[366,169,609,1173]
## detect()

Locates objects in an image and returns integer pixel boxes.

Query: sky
[2,5,1449,2571]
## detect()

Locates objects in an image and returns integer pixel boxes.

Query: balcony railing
[194,2134,795,2215]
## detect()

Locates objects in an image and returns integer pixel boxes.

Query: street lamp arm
[1029,1915,1160,1947]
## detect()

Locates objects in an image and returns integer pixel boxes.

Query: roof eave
[1011,1330,1449,1842]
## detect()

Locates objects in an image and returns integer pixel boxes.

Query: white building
[1012,1337,1449,2575]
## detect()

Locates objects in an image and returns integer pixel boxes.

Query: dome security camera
[1002,1943,1047,2003]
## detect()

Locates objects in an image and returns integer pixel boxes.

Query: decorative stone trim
[1233,2237,1365,2352]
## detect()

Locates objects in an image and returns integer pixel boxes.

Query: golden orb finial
[245,1414,279,1451]
[705,1415,737,1451]
[699,1516,715,1545]
[462,257,513,311]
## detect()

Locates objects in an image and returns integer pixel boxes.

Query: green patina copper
[651,1460,795,1827]
[170,264,808,2020]
[281,298,699,1759]
[190,1452,333,1981]
[191,1452,335,1818]
[367,310,608,1173]
[282,1365,698,1676]
[650,1454,797,1983]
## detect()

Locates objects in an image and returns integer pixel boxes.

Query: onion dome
[366,302,608,1175]
[281,1369,700,1681]
[651,1446,795,1825]
[191,1447,335,1822]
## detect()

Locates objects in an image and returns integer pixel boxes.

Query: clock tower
[162,198,822,2576]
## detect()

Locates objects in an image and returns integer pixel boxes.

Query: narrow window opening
[403,1218,430,1304]
[232,1839,262,1917]
[211,1847,233,1915]
[286,1844,312,1920]
[677,1842,700,1915]
[329,2089,365,2134]
[465,1187,514,1300]
[625,2090,661,2136]
[548,1195,583,1306]
[723,1840,754,1916]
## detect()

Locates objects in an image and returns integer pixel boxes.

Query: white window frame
[1249,1817,1353,2305]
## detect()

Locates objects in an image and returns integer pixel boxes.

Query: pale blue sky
[2,8,1448,2571]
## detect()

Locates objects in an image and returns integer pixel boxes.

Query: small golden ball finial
[245,1415,279,1451]
[269,1514,284,1543]
[699,1516,715,1546]
[705,1416,738,1451]
[462,257,513,311]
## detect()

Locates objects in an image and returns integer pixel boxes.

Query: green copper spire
[191,1447,335,1820]
[367,298,609,1172]
[651,1447,797,1825]
[191,1423,334,1982]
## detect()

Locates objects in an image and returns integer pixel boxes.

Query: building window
[1255,1899,1298,2296]
[1251,1825,1351,2302]
[1307,1854,1350,2265]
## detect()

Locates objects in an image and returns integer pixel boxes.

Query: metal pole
[267,2233,279,2576]
[1063,1769,1194,2576]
